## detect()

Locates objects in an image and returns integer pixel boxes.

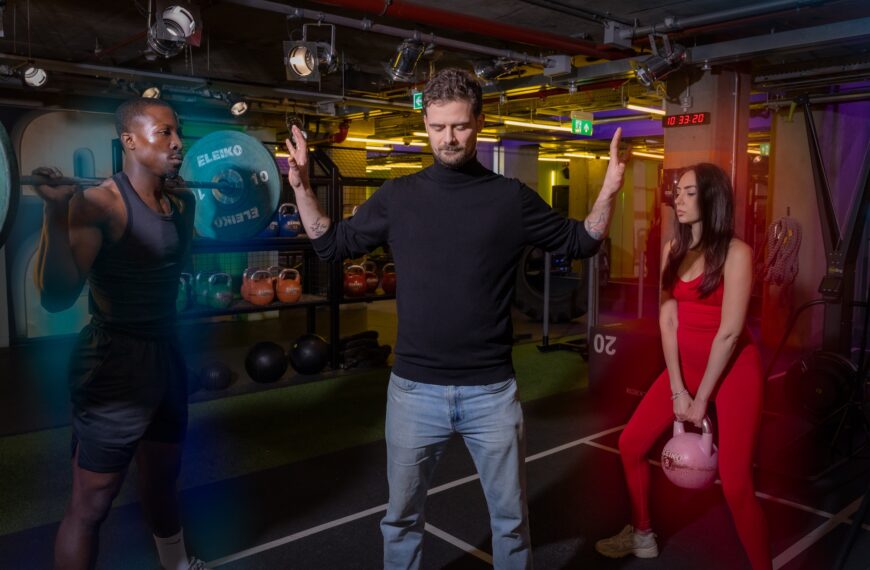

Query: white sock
[154,529,190,570]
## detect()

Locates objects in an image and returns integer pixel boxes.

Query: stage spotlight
[141,85,161,98]
[284,24,337,82]
[227,94,249,116]
[473,58,519,83]
[22,66,47,87]
[386,39,426,83]
[147,4,197,59]
[634,35,686,88]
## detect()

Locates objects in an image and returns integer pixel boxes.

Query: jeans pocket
[480,377,516,393]
[390,373,417,392]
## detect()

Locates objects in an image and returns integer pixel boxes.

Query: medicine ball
[200,362,233,391]
[288,334,329,375]
[245,341,288,383]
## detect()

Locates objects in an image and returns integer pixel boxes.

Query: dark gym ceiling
[0,0,869,149]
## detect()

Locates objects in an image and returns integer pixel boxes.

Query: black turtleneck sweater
[312,159,602,385]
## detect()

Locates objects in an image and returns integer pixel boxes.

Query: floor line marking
[425,523,494,565]
[208,503,390,567]
[209,423,627,566]
[581,441,870,531]
[773,497,862,569]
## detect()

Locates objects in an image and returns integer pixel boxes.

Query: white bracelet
[671,389,689,401]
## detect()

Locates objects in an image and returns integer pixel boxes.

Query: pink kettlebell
[661,417,718,490]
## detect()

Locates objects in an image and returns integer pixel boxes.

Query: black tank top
[88,172,191,338]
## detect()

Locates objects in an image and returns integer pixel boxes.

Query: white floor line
[208,503,389,567]
[581,438,870,561]
[425,523,494,565]
[772,497,863,569]
[209,423,627,566]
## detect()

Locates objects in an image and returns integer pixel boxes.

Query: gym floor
[0,297,868,569]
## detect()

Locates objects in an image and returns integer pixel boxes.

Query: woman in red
[595,163,771,569]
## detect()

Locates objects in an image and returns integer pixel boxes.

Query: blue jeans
[381,373,531,570]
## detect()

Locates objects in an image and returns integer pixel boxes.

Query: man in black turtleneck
[286,68,628,570]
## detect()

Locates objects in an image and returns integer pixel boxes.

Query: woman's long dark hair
[661,163,734,298]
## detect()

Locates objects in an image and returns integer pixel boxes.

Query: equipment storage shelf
[191,237,313,254]
[180,294,328,319]
[179,149,397,368]
[340,294,396,304]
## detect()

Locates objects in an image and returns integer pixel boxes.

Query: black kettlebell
[245,341,288,383]
[288,334,329,375]
[200,362,233,391]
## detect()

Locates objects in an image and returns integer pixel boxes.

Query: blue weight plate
[180,130,281,240]
[0,122,20,248]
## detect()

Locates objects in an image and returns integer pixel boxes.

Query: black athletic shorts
[68,323,189,473]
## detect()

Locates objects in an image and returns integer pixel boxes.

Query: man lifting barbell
[33,98,206,570]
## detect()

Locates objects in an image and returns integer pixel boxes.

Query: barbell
[0,124,283,245]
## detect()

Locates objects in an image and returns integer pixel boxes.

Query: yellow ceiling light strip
[563,152,598,159]
[539,157,570,163]
[625,103,666,116]
[503,119,574,133]
[413,130,498,143]
[633,151,665,160]
[346,136,421,146]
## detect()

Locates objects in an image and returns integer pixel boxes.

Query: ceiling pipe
[225,0,552,65]
[304,0,628,59]
[619,0,829,39]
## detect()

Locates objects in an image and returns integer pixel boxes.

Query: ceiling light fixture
[563,152,599,159]
[227,94,249,116]
[22,65,48,87]
[284,24,338,82]
[633,150,665,160]
[141,85,161,98]
[386,38,427,83]
[503,119,573,133]
[473,58,520,83]
[147,4,197,59]
[539,157,570,163]
[634,34,686,88]
[625,103,666,116]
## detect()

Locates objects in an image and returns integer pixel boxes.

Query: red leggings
[617,343,771,570]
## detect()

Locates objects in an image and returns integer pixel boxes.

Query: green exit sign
[571,118,593,136]
[759,142,770,156]
[412,91,423,110]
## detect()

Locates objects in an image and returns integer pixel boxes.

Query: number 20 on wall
[593,334,616,356]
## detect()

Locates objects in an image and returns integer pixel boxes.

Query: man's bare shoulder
[70,178,122,224]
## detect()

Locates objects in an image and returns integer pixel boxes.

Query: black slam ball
[245,341,288,383]
[200,362,233,391]
[288,334,329,375]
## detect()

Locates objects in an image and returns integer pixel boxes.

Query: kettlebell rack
[182,149,396,369]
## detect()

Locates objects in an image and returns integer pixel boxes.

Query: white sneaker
[187,558,211,570]
[595,524,659,558]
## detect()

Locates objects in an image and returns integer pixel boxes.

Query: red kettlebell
[661,417,719,490]
[344,265,368,297]
[380,262,397,295]
[241,267,258,302]
[276,268,303,303]
[248,270,276,306]
[362,260,379,294]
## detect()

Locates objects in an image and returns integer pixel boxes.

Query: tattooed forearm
[310,218,331,238]
[584,190,618,240]
[584,212,608,240]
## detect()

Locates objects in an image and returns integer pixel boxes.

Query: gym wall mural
[6,111,116,339]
